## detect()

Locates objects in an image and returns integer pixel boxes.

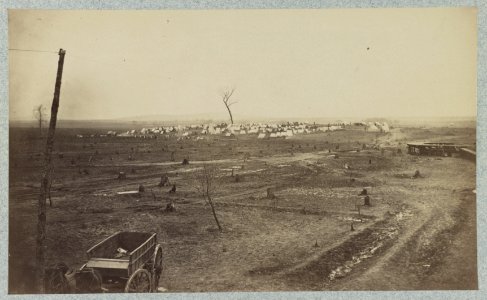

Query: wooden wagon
[46,231,163,293]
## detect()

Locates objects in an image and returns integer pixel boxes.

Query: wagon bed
[85,231,157,279]
[45,231,163,293]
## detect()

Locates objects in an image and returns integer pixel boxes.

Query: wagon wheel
[124,269,151,293]
[151,245,164,291]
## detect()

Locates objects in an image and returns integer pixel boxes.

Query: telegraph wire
[8,48,58,54]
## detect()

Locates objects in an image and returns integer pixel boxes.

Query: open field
[8,125,477,293]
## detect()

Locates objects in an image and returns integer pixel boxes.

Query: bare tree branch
[33,104,47,137]
[193,165,222,232]
[221,88,236,125]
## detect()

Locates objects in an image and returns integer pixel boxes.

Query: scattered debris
[116,191,139,195]
[359,188,368,196]
[117,172,126,180]
[114,247,128,259]
[165,202,176,212]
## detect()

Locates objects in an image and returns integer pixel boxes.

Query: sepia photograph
[6,7,478,296]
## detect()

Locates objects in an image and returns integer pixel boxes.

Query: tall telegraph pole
[36,48,66,293]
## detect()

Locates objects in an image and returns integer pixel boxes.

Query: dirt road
[320,157,477,290]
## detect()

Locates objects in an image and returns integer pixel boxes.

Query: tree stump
[266,188,275,199]
[364,195,370,206]
[118,172,126,180]
[159,175,169,187]
[138,184,145,193]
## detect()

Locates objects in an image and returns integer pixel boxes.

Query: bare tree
[195,165,222,232]
[221,88,237,125]
[33,104,47,136]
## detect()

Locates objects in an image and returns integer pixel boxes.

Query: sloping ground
[8,127,477,293]
[291,157,477,291]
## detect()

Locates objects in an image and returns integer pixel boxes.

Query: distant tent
[270,133,277,138]
[248,128,258,134]
[257,133,266,139]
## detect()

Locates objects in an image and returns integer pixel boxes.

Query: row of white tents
[94,121,390,139]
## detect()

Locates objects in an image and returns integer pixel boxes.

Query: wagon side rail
[86,231,122,260]
[128,233,157,275]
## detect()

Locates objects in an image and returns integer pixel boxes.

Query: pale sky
[8,8,477,121]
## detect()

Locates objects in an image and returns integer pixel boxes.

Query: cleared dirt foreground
[8,126,477,293]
